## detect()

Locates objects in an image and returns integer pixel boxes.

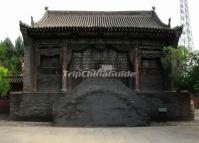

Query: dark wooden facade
[20,9,182,93]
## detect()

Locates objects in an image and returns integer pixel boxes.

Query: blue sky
[0,0,198,50]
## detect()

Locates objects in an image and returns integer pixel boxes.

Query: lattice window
[72,53,82,70]
[40,55,60,74]
[83,49,91,70]
[108,50,117,69]
[117,53,128,70]
[71,48,128,71]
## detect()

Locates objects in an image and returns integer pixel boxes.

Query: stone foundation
[10,90,194,126]
[138,91,194,121]
[10,92,65,121]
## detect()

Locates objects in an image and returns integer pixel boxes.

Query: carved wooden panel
[37,46,61,92]
[70,47,128,71]
[117,53,128,70]
[83,49,92,70]
[108,50,117,69]
[72,53,82,70]
[140,58,163,91]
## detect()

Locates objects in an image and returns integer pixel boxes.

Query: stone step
[53,78,149,126]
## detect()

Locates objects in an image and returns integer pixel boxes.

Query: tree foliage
[0,36,24,75]
[0,66,10,97]
[162,46,199,92]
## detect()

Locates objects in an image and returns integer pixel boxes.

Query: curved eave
[25,26,176,34]
[152,11,170,28]
[35,11,48,26]
[20,21,30,28]
[19,21,182,40]
[173,25,183,38]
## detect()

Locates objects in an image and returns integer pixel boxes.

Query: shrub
[0,66,10,97]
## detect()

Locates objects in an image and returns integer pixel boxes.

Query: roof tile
[32,10,170,29]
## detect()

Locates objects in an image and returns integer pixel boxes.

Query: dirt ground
[0,109,198,143]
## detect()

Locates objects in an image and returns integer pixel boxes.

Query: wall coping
[10,91,67,95]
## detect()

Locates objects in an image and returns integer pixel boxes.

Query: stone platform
[53,78,149,126]
[10,79,193,126]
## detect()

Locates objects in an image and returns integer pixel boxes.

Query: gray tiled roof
[31,10,170,29]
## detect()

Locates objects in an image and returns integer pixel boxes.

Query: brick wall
[10,91,194,125]
[137,91,194,121]
[10,92,64,121]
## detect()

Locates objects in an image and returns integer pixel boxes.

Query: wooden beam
[134,48,140,91]
[61,46,68,92]
[32,47,37,92]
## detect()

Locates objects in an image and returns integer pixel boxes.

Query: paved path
[0,126,199,143]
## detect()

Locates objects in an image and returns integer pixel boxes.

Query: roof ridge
[47,10,153,16]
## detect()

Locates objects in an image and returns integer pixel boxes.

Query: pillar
[61,46,68,92]
[32,47,37,91]
[21,31,33,92]
[134,48,140,91]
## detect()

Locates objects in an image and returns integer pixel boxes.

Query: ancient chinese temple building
[10,8,194,126]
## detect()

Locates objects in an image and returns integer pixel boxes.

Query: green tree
[14,36,24,74]
[0,66,10,97]
[15,36,24,57]
[0,37,24,75]
[162,46,199,92]
[186,50,199,92]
